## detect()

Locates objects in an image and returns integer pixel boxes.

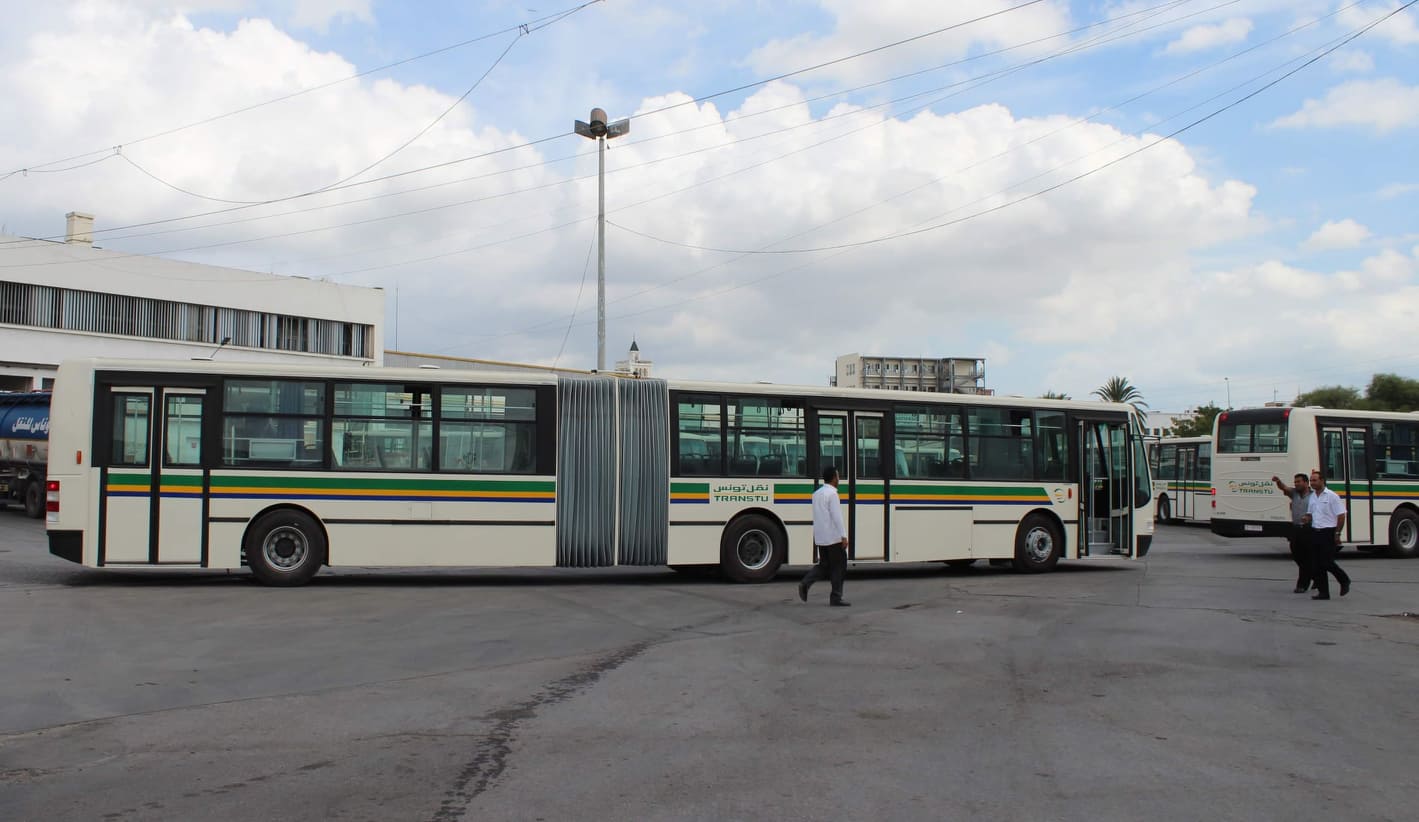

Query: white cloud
[1378,182,1419,199]
[746,0,1073,85]
[1303,219,1371,252]
[1272,78,1419,134]
[288,0,374,32]
[1339,1,1419,47]
[1163,18,1253,55]
[1329,50,1374,74]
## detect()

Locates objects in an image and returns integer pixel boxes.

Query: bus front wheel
[1388,509,1419,559]
[719,514,784,583]
[1012,514,1062,573]
[1156,496,1171,524]
[245,509,327,587]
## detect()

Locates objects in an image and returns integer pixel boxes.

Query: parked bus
[1148,436,1211,524]
[1210,406,1419,557]
[1,391,50,518]
[45,358,1154,586]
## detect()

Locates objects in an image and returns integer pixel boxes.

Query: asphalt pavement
[1,511,1416,821]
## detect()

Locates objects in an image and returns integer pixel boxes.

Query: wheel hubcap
[736,529,773,571]
[1024,527,1054,563]
[262,525,308,571]
[1399,520,1418,550]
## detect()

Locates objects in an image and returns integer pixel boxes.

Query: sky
[0,0,1416,412]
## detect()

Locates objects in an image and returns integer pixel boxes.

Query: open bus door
[1076,416,1137,558]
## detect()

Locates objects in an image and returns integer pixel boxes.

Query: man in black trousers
[1304,469,1351,600]
[799,465,850,607]
[1272,473,1313,592]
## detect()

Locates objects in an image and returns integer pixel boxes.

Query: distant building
[833,353,989,394]
[614,339,652,378]
[1145,411,1184,437]
[0,212,384,391]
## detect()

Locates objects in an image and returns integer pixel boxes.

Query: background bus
[1148,436,1211,524]
[45,358,1154,585]
[1211,406,1419,557]
[1,391,50,518]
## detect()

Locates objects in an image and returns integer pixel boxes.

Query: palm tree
[1039,390,1071,400]
[1092,376,1149,427]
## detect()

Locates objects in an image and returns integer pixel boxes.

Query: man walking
[1272,473,1313,593]
[1304,469,1351,600]
[799,465,850,607]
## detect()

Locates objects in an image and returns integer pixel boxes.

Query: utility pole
[574,107,630,370]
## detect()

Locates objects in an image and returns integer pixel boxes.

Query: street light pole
[574,107,630,371]
[1225,376,1231,409]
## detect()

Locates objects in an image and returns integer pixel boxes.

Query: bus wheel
[1388,509,1419,559]
[244,509,326,587]
[719,514,783,583]
[1157,497,1171,524]
[1012,514,1061,573]
[24,481,44,519]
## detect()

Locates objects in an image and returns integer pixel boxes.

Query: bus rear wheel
[719,514,783,583]
[245,509,326,587]
[1388,509,1419,559]
[1157,496,1171,524]
[1012,513,1061,573]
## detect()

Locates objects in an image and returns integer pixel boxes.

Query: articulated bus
[1210,406,1419,557]
[45,359,1154,586]
[1148,436,1211,524]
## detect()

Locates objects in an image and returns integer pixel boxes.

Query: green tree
[1039,390,1071,400]
[1170,402,1223,438]
[1365,373,1419,411]
[1295,385,1363,409]
[1092,376,1148,425]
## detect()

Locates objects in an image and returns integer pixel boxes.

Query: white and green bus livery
[1150,436,1211,524]
[1210,406,1419,557]
[46,359,1155,585]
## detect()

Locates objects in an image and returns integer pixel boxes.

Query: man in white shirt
[1303,469,1351,600]
[799,465,851,607]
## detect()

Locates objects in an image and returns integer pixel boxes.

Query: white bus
[1210,406,1419,557]
[1148,436,1211,524]
[45,358,1155,586]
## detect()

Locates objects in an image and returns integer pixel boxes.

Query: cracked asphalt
[2,511,1417,821]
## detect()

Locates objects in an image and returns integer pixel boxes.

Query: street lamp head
[574,107,630,141]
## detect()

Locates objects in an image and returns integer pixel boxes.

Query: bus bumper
[1136,535,1152,558]
[48,531,83,564]
[1211,519,1290,538]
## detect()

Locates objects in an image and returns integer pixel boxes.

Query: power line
[0,0,1057,246]
[446,1,1411,354]
[0,0,607,182]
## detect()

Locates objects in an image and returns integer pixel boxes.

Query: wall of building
[0,225,384,390]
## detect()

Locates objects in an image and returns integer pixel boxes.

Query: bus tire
[1157,496,1171,524]
[719,514,783,583]
[1012,513,1062,573]
[1388,509,1419,559]
[244,509,326,587]
[24,481,44,519]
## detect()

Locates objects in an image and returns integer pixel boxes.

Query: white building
[833,353,989,394]
[0,212,384,390]
[614,340,652,378]
[385,350,589,376]
[1145,411,1185,438]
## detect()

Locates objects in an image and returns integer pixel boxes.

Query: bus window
[333,383,432,471]
[439,386,536,474]
[726,396,806,477]
[967,407,1033,481]
[111,394,151,467]
[222,379,325,468]
[894,405,964,479]
[675,396,722,477]
[1034,410,1068,481]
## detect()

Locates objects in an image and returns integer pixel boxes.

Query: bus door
[1320,425,1373,544]
[1177,446,1197,520]
[102,385,208,565]
[1076,417,1136,557]
[815,410,885,561]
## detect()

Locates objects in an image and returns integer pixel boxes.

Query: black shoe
[1312,594,1330,600]
[1293,586,1308,594]
[830,599,851,607]
[797,581,808,602]
[1340,582,1350,597]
